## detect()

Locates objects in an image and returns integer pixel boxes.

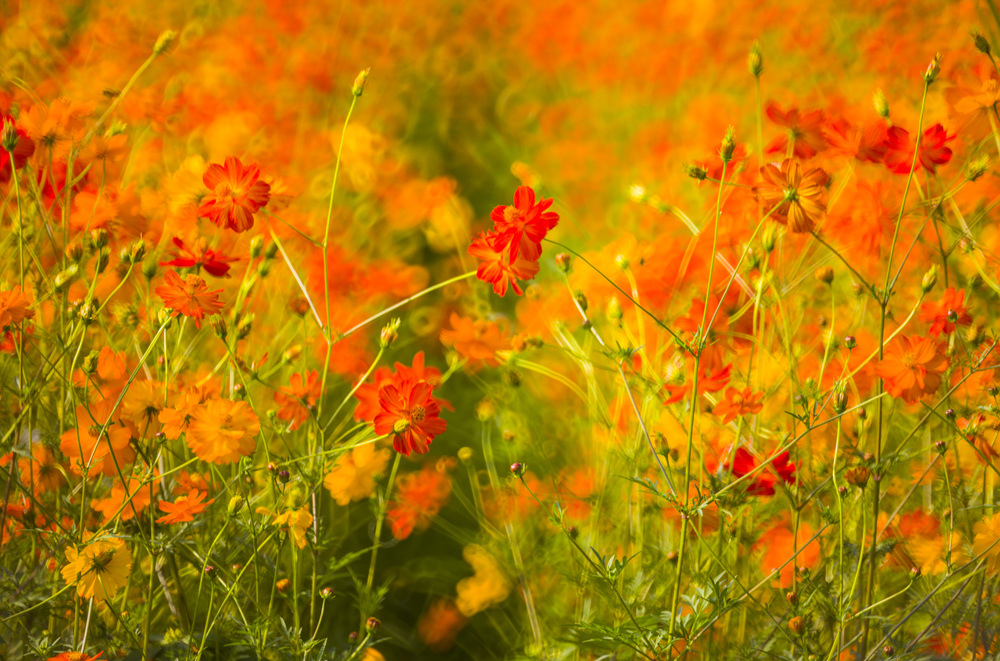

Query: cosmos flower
[756,158,828,233]
[155,270,224,328]
[374,381,447,456]
[61,532,132,600]
[198,156,271,232]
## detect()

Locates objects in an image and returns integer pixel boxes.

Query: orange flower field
[5,1,1000,659]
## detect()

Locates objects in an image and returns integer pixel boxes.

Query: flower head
[467,231,540,297]
[919,287,971,337]
[373,381,447,456]
[973,511,1000,575]
[155,270,224,328]
[157,489,214,524]
[874,335,949,404]
[0,286,34,329]
[274,370,321,431]
[61,533,132,600]
[440,313,511,368]
[324,443,392,506]
[159,237,239,277]
[884,124,953,174]
[756,158,828,233]
[185,398,260,464]
[386,461,453,539]
[198,156,271,232]
[764,102,826,159]
[489,185,559,263]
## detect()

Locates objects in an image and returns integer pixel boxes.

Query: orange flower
[713,387,763,424]
[439,313,510,367]
[18,445,65,495]
[59,402,136,478]
[157,489,214,524]
[47,653,104,661]
[455,544,511,616]
[159,237,238,277]
[919,287,971,337]
[755,518,820,588]
[874,335,948,404]
[387,461,453,540]
[274,370,321,430]
[185,398,260,464]
[324,443,391,506]
[353,352,444,423]
[418,598,468,653]
[884,124,953,174]
[198,156,271,232]
[155,270,224,328]
[822,117,887,163]
[764,102,826,159]
[756,158,828,233]
[158,390,204,440]
[488,185,559,263]
[61,532,132,600]
[91,476,157,523]
[0,286,34,328]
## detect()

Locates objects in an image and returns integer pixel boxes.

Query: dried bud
[967,155,989,182]
[972,30,992,56]
[510,462,526,478]
[574,291,588,312]
[153,30,177,56]
[924,52,941,84]
[720,126,736,163]
[748,40,763,77]
[873,89,890,120]
[209,315,227,340]
[352,68,371,97]
[845,466,870,488]
[82,350,100,375]
[684,163,708,181]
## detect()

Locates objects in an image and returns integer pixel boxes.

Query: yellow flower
[455,544,510,617]
[185,398,259,464]
[973,511,1000,575]
[324,444,391,506]
[61,533,132,600]
[257,506,313,549]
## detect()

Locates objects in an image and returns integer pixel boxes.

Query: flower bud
[278,470,290,484]
[352,68,371,97]
[873,89,890,120]
[264,242,278,260]
[607,296,623,324]
[845,466,870,488]
[276,578,291,593]
[844,335,856,350]
[365,616,380,633]
[510,462,525,478]
[574,291,588,312]
[785,591,798,606]
[748,40,763,77]
[380,318,401,348]
[554,252,571,272]
[972,30,992,56]
[683,163,708,181]
[814,266,834,285]
[153,30,177,56]
[924,52,941,84]
[788,616,805,635]
[921,265,938,293]
[628,184,647,202]
[720,127,736,163]
[321,587,334,599]
[1,119,18,153]
[228,495,244,516]
[209,315,227,340]
[458,447,474,464]
[250,236,264,259]
[967,155,989,182]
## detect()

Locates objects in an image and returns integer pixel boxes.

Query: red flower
[198,156,271,232]
[373,381,447,456]
[919,287,972,337]
[467,231,540,297]
[884,124,953,174]
[354,352,445,423]
[728,448,796,497]
[765,102,826,159]
[0,115,35,183]
[159,237,238,277]
[489,185,559,263]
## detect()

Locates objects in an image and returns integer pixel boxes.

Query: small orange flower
[18,445,65,495]
[874,335,949,404]
[0,286,34,328]
[756,158,828,233]
[91,476,157,523]
[274,370,321,431]
[713,387,764,424]
[185,398,260,464]
[764,102,826,159]
[373,381,448,456]
[418,598,468,653]
[59,402,136,478]
[387,462,453,540]
[198,156,271,232]
[46,653,104,661]
[440,313,511,368]
[324,443,391,506]
[157,489,214,524]
[155,270,224,328]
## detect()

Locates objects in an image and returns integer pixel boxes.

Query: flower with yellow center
[61,533,132,600]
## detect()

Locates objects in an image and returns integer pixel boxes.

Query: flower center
[410,405,426,422]
[502,205,523,225]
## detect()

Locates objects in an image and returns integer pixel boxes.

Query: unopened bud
[684,163,708,181]
[510,462,525,478]
[814,266,834,285]
[748,40,763,78]
[1,120,18,153]
[276,578,291,593]
[365,617,380,633]
[380,318,400,348]
[873,89,890,120]
[209,315,227,340]
[607,296,623,324]
[554,252,571,272]
[458,447,474,464]
[574,291,588,312]
[788,616,805,635]
[352,68,371,97]
[924,53,941,84]
[227,495,244,516]
[967,155,989,182]
[250,236,264,259]
[153,30,177,56]
[720,127,736,163]
[972,30,991,56]
[321,587,334,599]
[921,265,938,293]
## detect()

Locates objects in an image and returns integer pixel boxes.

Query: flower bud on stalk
[924,52,941,84]
[748,40,763,78]
[873,89,890,120]
[352,68,371,97]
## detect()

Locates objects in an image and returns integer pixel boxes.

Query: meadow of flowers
[4,1,1000,659]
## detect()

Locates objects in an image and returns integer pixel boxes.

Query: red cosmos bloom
[198,156,271,232]
[154,270,224,328]
[764,102,826,159]
[919,287,972,337]
[467,232,540,297]
[884,124,953,174]
[874,335,949,403]
[373,381,447,456]
[489,185,559,263]
[822,118,887,163]
[0,115,35,183]
[354,352,445,423]
[159,237,238,277]
[728,447,796,497]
